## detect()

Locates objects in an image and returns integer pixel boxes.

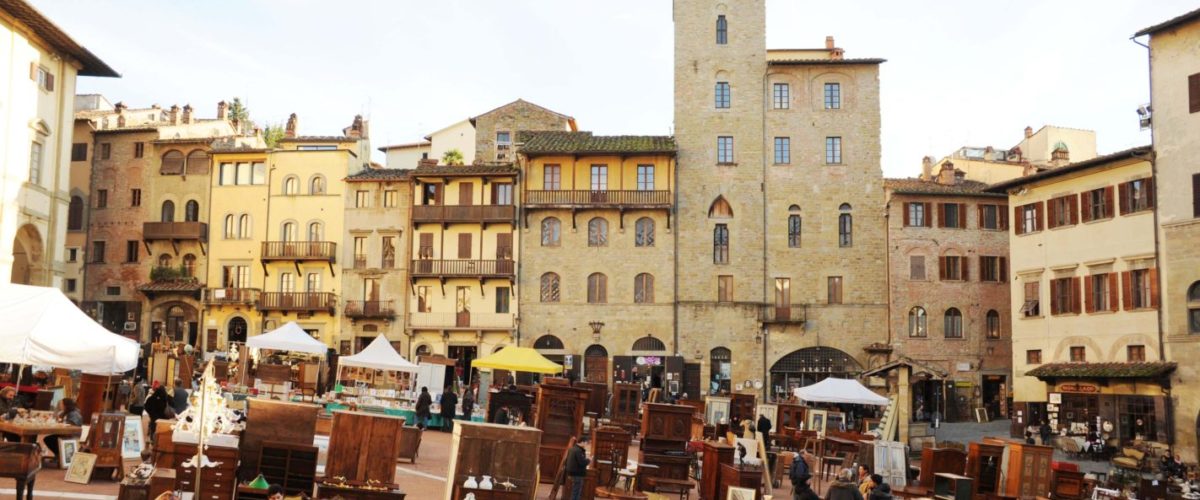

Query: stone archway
[769,346,863,395]
[10,224,45,285]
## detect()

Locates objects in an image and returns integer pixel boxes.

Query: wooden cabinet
[719,463,763,500]
[777,403,806,431]
[730,393,756,427]
[577,381,608,418]
[641,403,692,452]
[1000,443,1052,499]
[701,441,734,500]
[966,442,1005,498]
[451,486,524,500]
[933,473,973,500]
[397,425,422,463]
[488,388,534,424]
[592,426,632,488]
[612,383,642,432]
[258,441,317,497]
[239,399,319,482]
[444,421,541,500]
[1053,469,1086,500]
[638,451,690,488]
[326,411,405,486]
[534,384,589,483]
[175,443,238,500]
[919,448,966,489]
[316,483,406,499]
[78,374,120,423]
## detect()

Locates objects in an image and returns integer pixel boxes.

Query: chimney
[216,100,228,120]
[1024,126,1033,138]
[181,104,193,124]
[937,161,958,185]
[825,36,835,49]
[168,105,180,125]
[418,158,438,168]
[285,113,298,138]
[921,156,934,180]
[1023,163,1039,177]
[344,114,364,139]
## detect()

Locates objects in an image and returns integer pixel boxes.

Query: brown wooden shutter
[903,203,911,227]
[1084,275,1094,313]
[937,203,947,228]
[958,204,967,228]
[960,256,970,281]
[1108,273,1119,312]
[999,206,1008,230]
[1190,73,1200,114]
[1014,206,1023,235]
[496,233,513,260]
[1121,271,1133,310]
[419,233,434,258]
[1071,277,1082,314]
[939,256,947,280]
[1047,198,1059,228]
[923,203,932,227]
[1068,194,1079,225]
[457,233,472,259]
[1146,179,1156,209]
[1149,267,1160,309]
[45,72,54,92]
[1104,186,1115,218]
[458,182,474,206]
[977,205,984,229]
[1194,174,1200,218]
[1081,192,1091,223]
[1049,279,1059,315]
[1118,183,1130,215]
[1035,202,1045,231]
[999,257,1008,282]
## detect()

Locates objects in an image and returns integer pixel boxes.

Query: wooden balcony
[524,190,671,209]
[412,205,515,225]
[204,288,260,306]
[759,305,807,326]
[260,241,337,262]
[410,259,515,279]
[258,292,337,313]
[345,300,395,319]
[143,222,208,242]
[408,312,515,329]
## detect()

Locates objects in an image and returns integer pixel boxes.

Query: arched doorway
[151,302,199,345]
[532,335,571,381]
[10,224,44,285]
[584,344,608,384]
[227,317,248,344]
[769,347,862,397]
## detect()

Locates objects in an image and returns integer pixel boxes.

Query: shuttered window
[1190,72,1200,114]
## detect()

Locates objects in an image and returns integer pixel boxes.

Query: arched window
[788,212,801,248]
[227,317,247,344]
[635,217,655,247]
[283,176,299,195]
[634,273,654,303]
[715,15,727,45]
[709,196,733,218]
[587,273,608,303]
[944,308,963,338]
[161,150,184,175]
[588,217,608,247]
[224,215,236,239]
[415,344,431,357]
[908,307,927,337]
[309,175,326,195]
[281,221,297,241]
[585,344,608,357]
[68,196,84,230]
[184,200,199,222]
[534,335,564,350]
[158,254,172,269]
[541,217,561,247]
[185,150,209,175]
[183,254,196,277]
[161,200,175,222]
[710,347,731,394]
[839,203,853,247]
[1188,281,1200,334]
[308,221,322,241]
[633,336,666,352]
[238,214,252,239]
[713,224,729,264]
[540,273,560,302]
[986,310,1001,339]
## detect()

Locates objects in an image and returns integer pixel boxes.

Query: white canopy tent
[793,377,890,406]
[338,335,418,372]
[0,284,139,374]
[245,321,327,354]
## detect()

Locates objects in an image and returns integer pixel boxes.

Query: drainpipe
[761,65,770,400]
[671,156,678,356]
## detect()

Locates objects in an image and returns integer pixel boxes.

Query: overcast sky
[33,0,1194,176]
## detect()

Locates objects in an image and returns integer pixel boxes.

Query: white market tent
[793,377,890,406]
[246,321,327,354]
[338,335,418,372]
[0,284,139,374]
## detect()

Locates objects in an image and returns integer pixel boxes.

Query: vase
[464,475,478,489]
[480,475,493,490]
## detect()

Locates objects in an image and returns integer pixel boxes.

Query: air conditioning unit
[123,321,137,331]
[213,289,227,299]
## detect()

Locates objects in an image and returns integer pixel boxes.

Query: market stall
[473,347,561,426]
[244,321,327,399]
[328,335,433,425]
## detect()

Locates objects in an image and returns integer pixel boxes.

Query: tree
[442,149,465,166]
[262,124,285,148]
[228,97,250,124]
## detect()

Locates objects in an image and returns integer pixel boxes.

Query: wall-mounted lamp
[588,320,605,342]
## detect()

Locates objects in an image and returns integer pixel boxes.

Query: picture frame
[807,409,827,433]
[121,415,144,459]
[974,407,990,423]
[64,451,96,484]
[727,485,757,500]
[825,411,846,432]
[58,438,79,469]
[668,380,680,395]
[706,396,731,425]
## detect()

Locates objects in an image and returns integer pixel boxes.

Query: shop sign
[636,356,662,366]
[954,381,973,388]
[1057,383,1099,393]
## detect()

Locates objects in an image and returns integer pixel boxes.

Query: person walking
[757,413,772,443]
[415,387,432,430]
[144,382,171,443]
[790,450,813,500]
[564,436,591,500]
[171,378,189,415]
[440,387,458,432]
[461,386,475,421]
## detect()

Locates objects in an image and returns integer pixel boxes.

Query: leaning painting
[122,416,144,459]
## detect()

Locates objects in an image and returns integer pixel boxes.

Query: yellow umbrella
[472,346,562,374]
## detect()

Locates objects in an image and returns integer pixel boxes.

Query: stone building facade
[341,168,411,355]
[471,100,575,164]
[673,0,889,398]
[884,167,1012,422]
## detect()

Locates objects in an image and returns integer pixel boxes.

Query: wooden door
[456,287,470,327]
[585,356,607,384]
[496,233,513,260]
[683,363,702,400]
[418,233,434,273]
[457,233,472,259]
[458,182,474,206]
[775,278,791,320]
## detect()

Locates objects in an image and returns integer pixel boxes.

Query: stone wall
[473,100,571,163]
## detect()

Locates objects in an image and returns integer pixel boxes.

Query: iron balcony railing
[143,222,208,241]
[345,300,395,319]
[524,190,671,207]
[258,292,337,313]
[410,259,515,278]
[260,241,337,261]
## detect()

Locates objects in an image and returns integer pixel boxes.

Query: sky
[31,0,1196,177]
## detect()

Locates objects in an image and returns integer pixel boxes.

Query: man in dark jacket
[564,436,590,500]
[461,387,475,421]
[1038,420,1052,446]
[171,378,189,415]
[439,387,458,432]
[790,450,812,500]
[757,414,772,443]
[868,474,893,500]
[144,383,171,443]
[415,387,432,430]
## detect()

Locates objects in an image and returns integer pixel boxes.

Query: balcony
[759,305,808,326]
[143,221,208,242]
[412,205,515,226]
[410,259,515,279]
[260,241,337,262]
[345,300,395,319]
[205,288,261,306]
[258,292,337,314]
[408,312,515,329]
[524,190,671,209]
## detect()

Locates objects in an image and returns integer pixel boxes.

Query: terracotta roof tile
[985,146,1152,193]
[1135,7,1200,37]
[884,178,1006,198]
[138,279,203,293]
[412,164,518,177]
[278,136,352,143]
[0,0,118,77]
[346,168,412,182]
[768,58,886,66]
[518,131,676,155]
[1026,362,1176,379]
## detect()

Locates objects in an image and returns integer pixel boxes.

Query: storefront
[1026,362,1175,446]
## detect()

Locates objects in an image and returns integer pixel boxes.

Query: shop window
[1026,350,1042,365]
[710,347,731,395]
[1070,346,1086,362]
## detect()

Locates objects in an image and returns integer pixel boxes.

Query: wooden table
[0,420,82,443]
[596,486,649,499]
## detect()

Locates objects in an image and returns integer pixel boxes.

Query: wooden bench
[645,477,694,499]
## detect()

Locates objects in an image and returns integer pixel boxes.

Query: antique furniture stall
[0,443,39,500]
[0,420,82,445]
[701,440,734,500]
[918,447,967,490]
[593,425,633,488]
[77,373,120,422]
[445,421,541,500]
[488,388,534,424]
[1052,468,1087,500]
[858,439,908,489]
[238,399,319,482]
[965,441,1005,498]
[577,381,609,419]
[117,467,176,500]
[316,482,407,500]
[84,412,125,478]
[719,462,763,500]
[932,473,973,500]
[999,442,1053,499]
[612,383,642,433]
[637,403,692,490]
[777,403,806,431]
[257,441,318,497]
[730,393,756,428]
[534,383,589,483]
[326,411,406,487]
[397,425,422,463]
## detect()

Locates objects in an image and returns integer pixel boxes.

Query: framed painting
[64,452,96,484]
[706,396,731,425]
[807,409,827,433]
[121,415,144,459]
[58,438,79,468]
[727,486,757,500]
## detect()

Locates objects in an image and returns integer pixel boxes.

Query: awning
[338,335,418,372]
[246,321,327,354]
[1026,362,1176,381]
[793,377,890,406]
[472,346,562,375]
[0,284,139,374]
